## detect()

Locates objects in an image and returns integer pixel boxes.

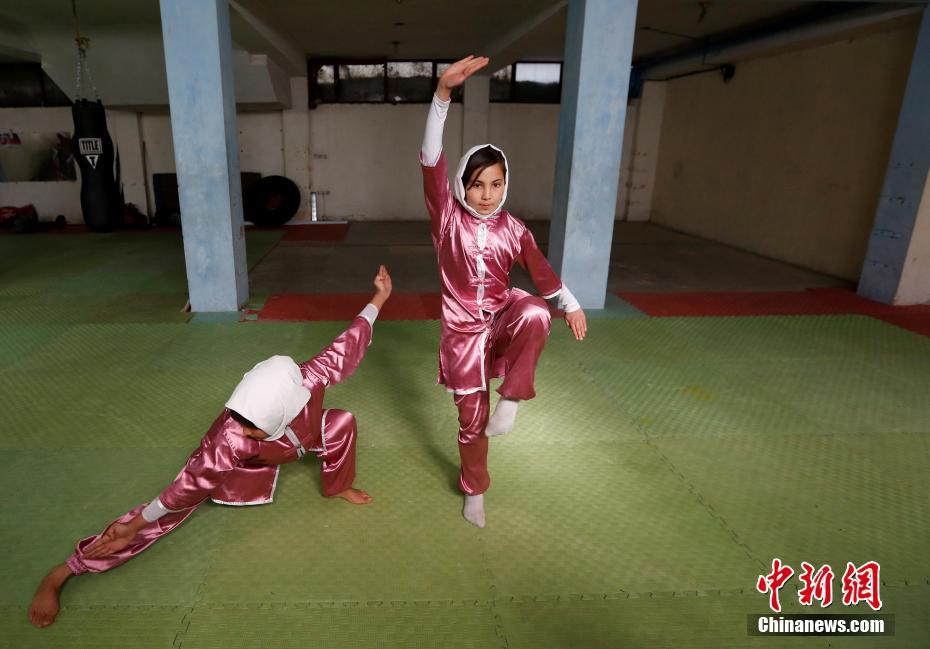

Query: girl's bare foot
[330,487,372,504]
[28,563,72,628]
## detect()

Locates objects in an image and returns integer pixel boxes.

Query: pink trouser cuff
[66,554,88,576]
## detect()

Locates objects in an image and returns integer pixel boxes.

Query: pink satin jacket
[422,152,562,392]
[157,316,371,509]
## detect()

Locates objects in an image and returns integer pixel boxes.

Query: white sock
[463,494,486,528]
[485,398,519,437]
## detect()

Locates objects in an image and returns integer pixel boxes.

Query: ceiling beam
[0,19,41,63]
[228,0,305,75]
[479,0,567,73]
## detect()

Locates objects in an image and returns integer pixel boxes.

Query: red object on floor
[259,292,441,321]
[618,287,930,318]
[617,289,840,317]
[281,223,350,242]
[617,287,930,338]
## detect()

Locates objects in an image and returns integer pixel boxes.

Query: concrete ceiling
[0,0,920,107]
[235,0,818,62]
[0,0,854,64]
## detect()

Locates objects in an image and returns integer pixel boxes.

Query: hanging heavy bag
[72,99,119,232]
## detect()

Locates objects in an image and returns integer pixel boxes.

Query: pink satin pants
[456,294,551,496]
[66,409,358,575]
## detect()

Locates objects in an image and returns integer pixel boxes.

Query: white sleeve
[549,284,581,313]
[359,303,379,327]
[420,94,450,167]
[141,498,174,523]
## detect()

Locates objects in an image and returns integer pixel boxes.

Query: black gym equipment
[70,0,121,232]
[72,99,120,232]
[243,175,302,227]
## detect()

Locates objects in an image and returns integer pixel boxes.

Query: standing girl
[420,56,587,528]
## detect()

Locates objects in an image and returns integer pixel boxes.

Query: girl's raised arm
[421,56,489,243]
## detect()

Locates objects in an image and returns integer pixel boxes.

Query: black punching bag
[72,99,120,232]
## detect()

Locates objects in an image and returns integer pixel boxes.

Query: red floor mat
[281,223,350,242]
[617,287,930,318]
[259,292,441,321]
[617,289,844,317]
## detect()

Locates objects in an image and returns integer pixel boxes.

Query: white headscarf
[225,355,311,441]
[453,143,510,219]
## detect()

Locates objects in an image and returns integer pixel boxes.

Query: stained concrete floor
[249,221,851,297]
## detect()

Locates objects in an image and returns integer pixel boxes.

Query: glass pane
[489,65,512,102]
[314,64,335,103]
[513,62,561,103]
[387,61,433,103]
[337,64,385,102]
[435,63,463,102]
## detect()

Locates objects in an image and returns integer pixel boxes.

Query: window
[311,64,335,103]
[489,66,512,102]
[337,63,385,102]
[514,62,561,103]
[489,62,562,103]
[307,59,561,106]
[387,61,433,103]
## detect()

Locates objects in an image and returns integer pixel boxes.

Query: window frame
[307,59,563,107]
[497,61,564,104]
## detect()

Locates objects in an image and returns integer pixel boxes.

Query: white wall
[1,95,649,223]
[308,103,464,220]
[651,22,920,280]
[137,109,286,222]
[0,107,79,220]
[488,103,558,220]
[307,100,639,221]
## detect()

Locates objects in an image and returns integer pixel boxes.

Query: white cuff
[420,94,450,167]
[557,285,581,313]
[141,498,171,523]
[359,303,379,327]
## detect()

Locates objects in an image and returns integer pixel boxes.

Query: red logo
[756,558,794,613]
[841,561,882,611]
[757,559,882,612]
[798,562,835,608]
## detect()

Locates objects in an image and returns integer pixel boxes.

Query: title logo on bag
[78,137,103,169]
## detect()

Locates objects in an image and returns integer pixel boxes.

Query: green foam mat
[587,292,645,318]
[0,231,282,325]
[2,310,929,646]
[642,432,930,584]
[181,604,504,649]
[1,606,189,649]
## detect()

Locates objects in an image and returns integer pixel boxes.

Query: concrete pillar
[160,0,248,312]
[283,76,312,222]
[897,173,930,303]
[549,0,638,309]
[462,75,490,147]
[859,8,930,305]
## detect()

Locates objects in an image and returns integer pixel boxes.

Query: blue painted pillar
[549,0,638,309]
[859,8,930,305]
[160,0,247,312]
